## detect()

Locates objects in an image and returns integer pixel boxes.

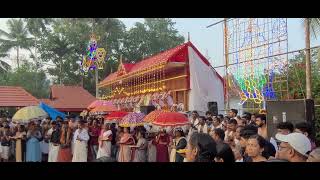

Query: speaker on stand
[207,102,218,116]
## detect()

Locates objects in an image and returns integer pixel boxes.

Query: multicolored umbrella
[150,111,190,127]
[119,112,145,127]
[105,111,129,121]
[13,106,48,124]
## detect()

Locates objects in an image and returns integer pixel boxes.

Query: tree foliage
[0,19,34,69]
[0,61,50,98]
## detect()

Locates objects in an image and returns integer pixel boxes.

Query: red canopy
[90,105,117,113]
[150,111,190,127]
[87,100,111,110]
[105,111,129,121]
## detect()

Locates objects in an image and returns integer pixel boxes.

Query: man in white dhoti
[72,121,89,162]
[48,121,60,162]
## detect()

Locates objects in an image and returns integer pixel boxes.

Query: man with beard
[255,114,268,140]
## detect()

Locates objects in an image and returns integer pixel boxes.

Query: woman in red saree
[156,129,170,162]
[117,127,135,162]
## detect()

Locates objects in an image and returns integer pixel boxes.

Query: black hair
[213,128,225,141]
[218,114,224,119]
[224,116,230,121]
[276,122,294,133]
[189,133,217,162]
[56,116,62,120]
[215,143,235,163]
[199,116,206,121]
[207,117,213,122]
[19,124,26,132]
[51,121,57,125]
[228,118,238,125]
[248,135,266,149]
[46,117,52,121]
[230,109,238,116]
[79,120,86,125]
[192,111,198,115]
[295,122,312,135]
[206,111,212,116]
[295,122,314,141]
[243,112,252,119]
[214,116,221,123]
[255,114,266,123]
[240,125,258,139]
[138,129,146,138]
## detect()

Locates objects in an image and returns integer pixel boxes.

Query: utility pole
[305,18,312,99]
[95,68,99,98]
[224,18,230,111]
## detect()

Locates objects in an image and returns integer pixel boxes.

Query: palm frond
[303,18,320,40]
[0,60,11,73]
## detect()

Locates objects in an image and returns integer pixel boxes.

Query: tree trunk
[60,59,62,85]
[305,18,312,99]
[17,46,20,69]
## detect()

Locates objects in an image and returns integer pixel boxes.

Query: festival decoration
[119,112,145,127]
[226,18,289,107]
[80,34,107,75]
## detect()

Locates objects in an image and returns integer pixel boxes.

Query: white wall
[188,47,224,113]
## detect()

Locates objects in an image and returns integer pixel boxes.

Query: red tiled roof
[49,85,96,112]
[100,42,190,85]
[0,86,39,107]
[39,99,52,105]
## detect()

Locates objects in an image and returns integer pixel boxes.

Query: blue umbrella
[39,102,66,120]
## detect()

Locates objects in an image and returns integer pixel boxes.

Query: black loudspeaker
[207,102,218,116]
[266,99,315,139]
[140,106,156,115]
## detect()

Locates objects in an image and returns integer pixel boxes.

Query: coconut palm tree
[304,18,320,99]
[0,18,33,69]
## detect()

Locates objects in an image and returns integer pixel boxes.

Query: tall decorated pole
[80,33,107,98]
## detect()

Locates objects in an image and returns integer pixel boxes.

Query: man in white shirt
[197,116,208,134]
[72,121,90,162]
[187,111,200,141]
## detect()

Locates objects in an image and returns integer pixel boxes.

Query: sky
[1,18,319,76]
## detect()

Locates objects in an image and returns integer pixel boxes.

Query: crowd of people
[0,108,319,162]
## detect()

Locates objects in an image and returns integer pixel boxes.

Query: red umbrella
[143,110,166,123]
[150,111,190,127]
[87,100,105,110]
[105,111,129,121]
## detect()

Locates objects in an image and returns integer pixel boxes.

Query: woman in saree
[13,124,27,162]
[115,127,124,160]
[57,121,72,162]
[117,127,135,162]
[96,123,112,159]
[133,130,148,162]
[156,128,170,162]
[169,128,187,162]
[26,122,42,162]
[147,129,157,162]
